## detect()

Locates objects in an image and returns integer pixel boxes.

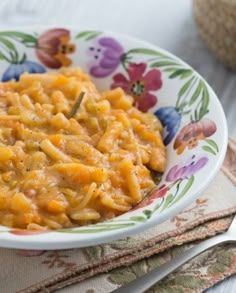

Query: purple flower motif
[166,155,208,182]
[2,60,46,82]
[88,37,124,77]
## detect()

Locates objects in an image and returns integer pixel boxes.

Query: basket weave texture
[193,0,236,70]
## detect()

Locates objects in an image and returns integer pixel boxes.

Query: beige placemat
[1,139,236,293]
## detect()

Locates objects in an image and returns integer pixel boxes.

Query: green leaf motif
[199,81,209,119]
[85,32,103,41]
[143,209,152,218]
[202,145,216,155]
[126,48,167,58]
[0,31,37,43]
[178,77,195,99]
[150,60,179,67]
[0,36,16,51]
[129,216,147,222]
[76,31,92,38]
[170,176,195,207]
[189,80,202,106]
[194,109,199,122]
[161,193,174,211]
[76,30,102,40]
[205,139,219,152]
[180,70,194,79]
[169,69,193,79]
[163,67,180,72]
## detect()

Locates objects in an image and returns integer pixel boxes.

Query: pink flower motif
[132,184,169,210]
[166,155,208,182]
[111,63,162,112]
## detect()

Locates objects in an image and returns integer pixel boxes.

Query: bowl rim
[0,25,228,250]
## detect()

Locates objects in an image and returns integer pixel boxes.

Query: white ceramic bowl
[0,26,228,249]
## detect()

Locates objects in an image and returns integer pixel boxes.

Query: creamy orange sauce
[0,67,166,230]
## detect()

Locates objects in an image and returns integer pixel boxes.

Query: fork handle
[112,234,232,293]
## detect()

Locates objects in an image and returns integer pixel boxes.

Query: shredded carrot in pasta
[0,67,166,230]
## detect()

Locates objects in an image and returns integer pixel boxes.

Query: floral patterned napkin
[1,139,236,293]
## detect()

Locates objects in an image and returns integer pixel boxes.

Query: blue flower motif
[2,60,46,82]
[155,106,181,145]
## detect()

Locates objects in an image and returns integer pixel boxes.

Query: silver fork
[113,215,236,293]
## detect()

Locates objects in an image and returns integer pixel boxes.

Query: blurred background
[0,0,235,138]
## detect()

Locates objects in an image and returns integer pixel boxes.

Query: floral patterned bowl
[0,27,228,250]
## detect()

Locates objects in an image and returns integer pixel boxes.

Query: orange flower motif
[36,29,76,69]
[174,118,217,154]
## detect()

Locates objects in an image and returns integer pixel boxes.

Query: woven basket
[193,0,236,71]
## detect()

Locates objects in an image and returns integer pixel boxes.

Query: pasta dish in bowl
[0,27,227,249]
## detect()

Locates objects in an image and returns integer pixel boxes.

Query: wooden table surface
[1,0,236,291]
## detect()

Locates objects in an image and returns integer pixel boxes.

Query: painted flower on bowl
[174,118,217,154]
[155,106,181,145]
[166,154,208,182]
[88,37,124,77]
[111,63,162,112]
[2,60,46,82]
[132,184,170,211]
[129,154,208,211]
[36,28,76,69]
